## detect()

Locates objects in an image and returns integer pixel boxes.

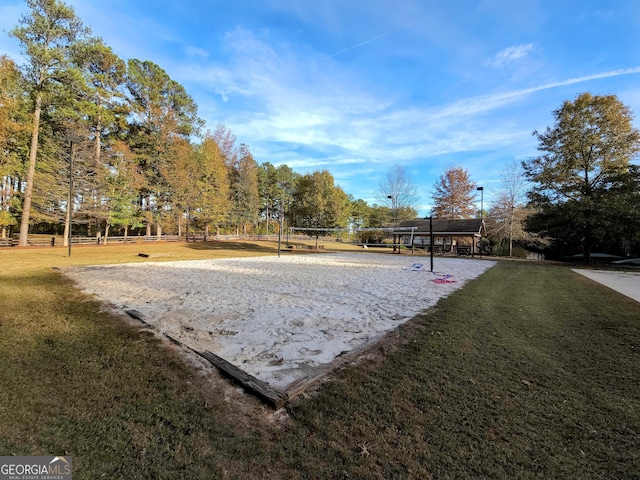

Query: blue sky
[2,0,640,216]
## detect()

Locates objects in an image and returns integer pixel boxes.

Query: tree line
[0,0,413,246]
[436,93,640,260]
[2,1,639,259]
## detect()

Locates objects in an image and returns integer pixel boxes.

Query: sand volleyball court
[65,253,495,401]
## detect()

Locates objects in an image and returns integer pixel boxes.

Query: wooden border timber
[125,309,148,324]
[282,333,385,400]
[197,350,289,409]
[193,334,385,409]
[126,309,286,409]
[125,309,388,409]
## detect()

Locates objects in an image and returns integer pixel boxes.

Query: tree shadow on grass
[183,240,277,254]
[0,270,275,478]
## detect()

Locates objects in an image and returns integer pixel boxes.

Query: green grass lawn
[1,242,638,479]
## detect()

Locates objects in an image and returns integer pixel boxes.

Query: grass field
[1,241,639,479]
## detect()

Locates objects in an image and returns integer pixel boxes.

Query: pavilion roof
[396,218,485,235]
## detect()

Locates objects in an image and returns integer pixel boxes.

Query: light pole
[387,195,397,252]
[387,195,397,223]
[476,186,484,257]
[476,186,484,220]
[67,134,82,257]
[277,206,284,258]
[429,215,434,272]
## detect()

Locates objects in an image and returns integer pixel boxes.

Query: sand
[65,253,495,391]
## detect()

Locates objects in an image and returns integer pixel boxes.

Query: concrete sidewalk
[572,269,640,303]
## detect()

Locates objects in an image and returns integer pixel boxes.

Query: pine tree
[10,0,90,246]
[125,59,202,236]
[74,39,127,235]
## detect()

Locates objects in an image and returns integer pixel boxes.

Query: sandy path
[66,253,495,390]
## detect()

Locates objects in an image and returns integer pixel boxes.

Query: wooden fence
[0,233,338,248]
[0,235,182,247]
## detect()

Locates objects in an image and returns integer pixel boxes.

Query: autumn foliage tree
[198,137,231,235]
[523,93,640,260]
[4,0,460,244]
[0,56,28,238]
[102,140,144,241]
[431,166,477,219]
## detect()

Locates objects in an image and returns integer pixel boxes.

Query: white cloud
[260,65,640,169]
[401,66,640,124]
[485,43,535,67]
[185,46,209,58]
[314,31,391,62]
[178,20,640,191]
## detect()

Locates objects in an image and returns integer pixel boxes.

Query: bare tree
[487,159,531,256]
[376,164,419,226]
